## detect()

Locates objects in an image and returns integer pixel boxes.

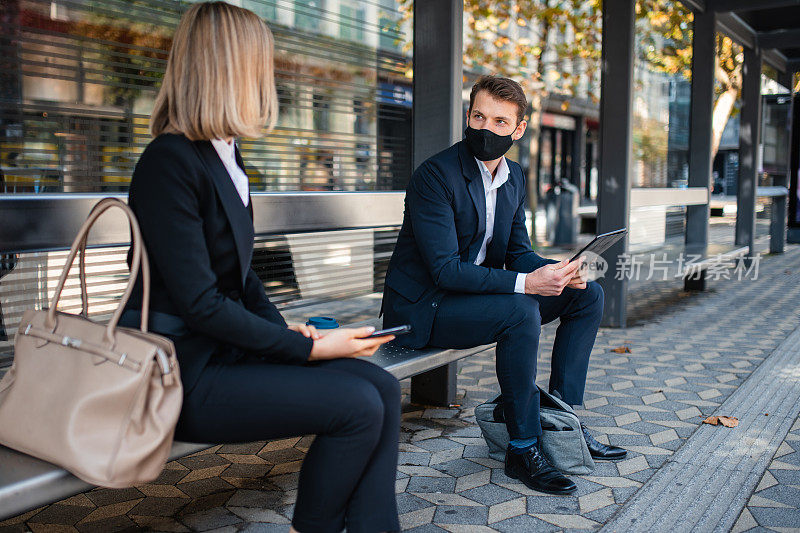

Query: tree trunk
[710,85,738,169]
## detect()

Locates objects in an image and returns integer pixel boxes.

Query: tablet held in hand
[570,228,627,262]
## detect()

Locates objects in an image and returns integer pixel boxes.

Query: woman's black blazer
[124,133,313,393]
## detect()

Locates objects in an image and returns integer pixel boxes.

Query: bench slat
[355,317,494,381]
[376,343,493,380]
[623,243,748,287]
[0,442,212,520]
[0,447,89,520]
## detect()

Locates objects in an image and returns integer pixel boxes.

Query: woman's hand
[308,327,394,361]
[289,324,321,340]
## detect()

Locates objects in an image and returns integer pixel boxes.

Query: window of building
[0,0,412,194]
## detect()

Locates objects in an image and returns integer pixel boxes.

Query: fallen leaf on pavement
[612,346,631,353]
[703,416,739,427]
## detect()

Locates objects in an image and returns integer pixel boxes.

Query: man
[382,75,626,495]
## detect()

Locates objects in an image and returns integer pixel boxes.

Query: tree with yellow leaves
[638,0,744,160]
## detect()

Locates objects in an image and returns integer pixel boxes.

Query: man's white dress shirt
[474,157,527,294]
[211,138,250,206]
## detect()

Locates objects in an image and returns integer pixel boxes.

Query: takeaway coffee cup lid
[306,316,340,329]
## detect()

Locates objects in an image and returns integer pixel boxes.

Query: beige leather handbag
[0,198,183,488]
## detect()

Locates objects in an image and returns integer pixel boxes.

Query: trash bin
[546,180,579,246]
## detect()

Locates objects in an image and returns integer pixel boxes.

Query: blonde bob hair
[151,1,278,139]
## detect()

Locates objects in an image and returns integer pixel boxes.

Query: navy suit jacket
[125,134,313,393]
[382,140,557,349]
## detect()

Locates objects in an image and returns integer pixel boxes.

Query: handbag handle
[75,243,152,328]
[75,207,151,330]
[74,203,150,330]
[45,198,151,344]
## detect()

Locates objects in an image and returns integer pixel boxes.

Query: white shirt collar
[211,138,249,206]
[474,156,510,191]
[210,138,236,163]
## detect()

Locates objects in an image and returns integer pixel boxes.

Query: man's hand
[566,255,588,290]
[525,259,582,296]
[308,327,394,361]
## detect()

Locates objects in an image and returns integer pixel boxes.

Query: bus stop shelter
[0,0,800,529]
[413,0,800,328]
[1,1,798,329]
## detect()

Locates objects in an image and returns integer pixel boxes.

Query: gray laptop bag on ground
[474,387,595,475]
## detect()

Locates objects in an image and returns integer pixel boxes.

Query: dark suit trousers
[428,281,604,439]
[175,356,401,533]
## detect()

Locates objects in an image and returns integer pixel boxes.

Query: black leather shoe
[581,423,627,461]
[504,444,577,495]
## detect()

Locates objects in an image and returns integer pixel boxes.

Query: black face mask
[464,126,514,161]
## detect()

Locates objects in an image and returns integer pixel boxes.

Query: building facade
[0,0,413,194]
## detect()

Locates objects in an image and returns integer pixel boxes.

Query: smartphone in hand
[365,325,412,339]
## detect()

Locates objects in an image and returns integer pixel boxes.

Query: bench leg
[770,194,786,254]
[410,362,457,407]
[684,269,706,291]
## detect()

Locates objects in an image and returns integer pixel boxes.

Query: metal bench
[676,244,750,291]
[626,242,749,292]
[757,186,789,256]
[708,186,789,254]
[0,322,493,520]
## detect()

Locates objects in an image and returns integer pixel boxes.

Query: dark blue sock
[508,436,539,454]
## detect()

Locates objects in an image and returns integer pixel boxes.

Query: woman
[121,3,401,532]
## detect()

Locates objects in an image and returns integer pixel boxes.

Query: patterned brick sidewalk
[1,241,798,532]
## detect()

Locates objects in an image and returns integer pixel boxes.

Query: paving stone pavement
[734,415,800,533]
[1,240,798,532]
